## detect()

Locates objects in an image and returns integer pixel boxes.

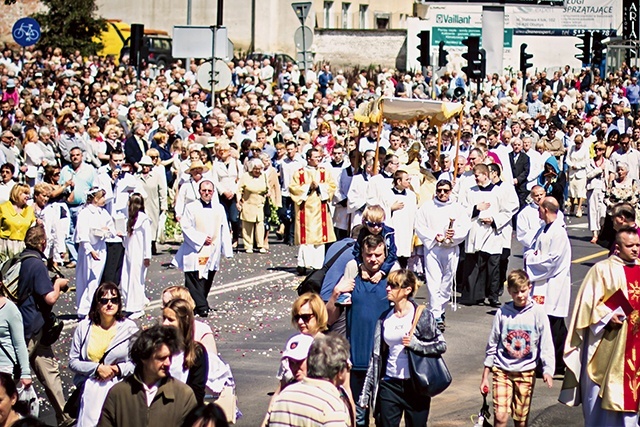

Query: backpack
[296,242,354,296]
[0,252,42,303]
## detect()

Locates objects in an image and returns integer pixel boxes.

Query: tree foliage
[31,0,107,56]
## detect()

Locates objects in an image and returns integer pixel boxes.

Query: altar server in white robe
[74,187,117,317]
[384,170,418,267]
[332,150,356,240]
[120,193,152,319]
[415,179,471,329]
[347,158,374,228]
[366,154,398,206]
[516,185,565,252]
[459,164,513,307]
[488,163,520,296]
[172,179,233,317]
[525,196,572,375]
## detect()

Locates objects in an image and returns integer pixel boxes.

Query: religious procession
[0,0,636,426]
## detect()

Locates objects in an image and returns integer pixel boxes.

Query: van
[95,20,131,63]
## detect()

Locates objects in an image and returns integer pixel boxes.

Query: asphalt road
[34,213,604,426]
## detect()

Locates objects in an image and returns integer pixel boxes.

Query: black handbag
[406,305,452,397]
[40,312,63,346]
[0,341,21,381]
[296,242,354,295]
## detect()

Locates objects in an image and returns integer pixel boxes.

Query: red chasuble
[610,265,640,410]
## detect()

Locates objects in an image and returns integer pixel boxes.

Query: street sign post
[291,2,312,25]
[291,3,314,71]
[12,17,40,47]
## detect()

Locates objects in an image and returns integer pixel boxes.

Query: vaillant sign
[435,14,472,24]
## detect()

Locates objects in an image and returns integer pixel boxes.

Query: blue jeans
[65,205,81,262]
[350,370,369,426]
[219,194,240,241]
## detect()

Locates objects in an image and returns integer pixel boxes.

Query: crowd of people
[0,39,634,426]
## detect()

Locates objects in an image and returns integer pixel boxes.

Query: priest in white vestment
[172,179,233,317]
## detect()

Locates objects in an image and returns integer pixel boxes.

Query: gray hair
[306,333,350,381]
[617,161,630,171]
[39,127,51,136]
[248,158,264,170]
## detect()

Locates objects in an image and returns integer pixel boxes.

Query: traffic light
[575,31,591,65]
[417,30,430,68]
[591,31,606,65]
[519,43,534,75]
[461,36,483,80]
[438,41,449,68]
[130,23,145,69]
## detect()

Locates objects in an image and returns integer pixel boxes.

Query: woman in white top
[359,269,447,427]
[586,141,614,243]
[74,187,117,318]
[161,286,235,395]
[22,129,46,186]
[566,134,591,217]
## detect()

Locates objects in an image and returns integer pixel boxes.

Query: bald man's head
[540,196,559,214]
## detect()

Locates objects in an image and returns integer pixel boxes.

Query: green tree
[31,0,107,56]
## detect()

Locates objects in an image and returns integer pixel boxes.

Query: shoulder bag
[406,304,452,397]
[296,242,354,295]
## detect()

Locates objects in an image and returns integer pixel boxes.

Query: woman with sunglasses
[68,282,139,427]
[358,269,446,427]
[276,294,328,388]
[262,293,334,426]
[162,298,209,405]
[586,141,614,244]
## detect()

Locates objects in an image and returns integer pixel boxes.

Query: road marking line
[566,223,588,229]
[145,271,294,310]
[572,250,608,264]
[62,271,295,330]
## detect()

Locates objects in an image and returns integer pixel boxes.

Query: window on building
[324,1,333,28]
[375,13,390,30]
[359,5,368,29]
[342,3,351,28]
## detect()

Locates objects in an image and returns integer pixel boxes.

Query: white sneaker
[259,248,267,254]
[246,249,253,254]
[129,311,145,320]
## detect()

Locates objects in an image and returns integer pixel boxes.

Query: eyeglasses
[596,148,606,151]
[364,221,383,228]
[150,156,159,159]
[294,313,315,323]
[436,188,452,193]
[99,297,118,305]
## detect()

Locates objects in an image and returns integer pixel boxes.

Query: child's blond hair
[507,269,531,291]
[362,205,385,223]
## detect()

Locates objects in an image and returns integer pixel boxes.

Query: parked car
[120,32,174,68]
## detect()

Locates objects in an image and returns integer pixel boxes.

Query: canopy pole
[436,123,443,159]
[453,109,464,180]
[372,104,384,176]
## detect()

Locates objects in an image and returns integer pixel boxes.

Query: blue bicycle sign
[12,18,41,47]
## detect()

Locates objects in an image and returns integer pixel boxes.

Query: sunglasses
[294,313,315,323]
[386,283,407,290]
[364,221,383,228]
[436,188,452,193]
[99,297,119,305]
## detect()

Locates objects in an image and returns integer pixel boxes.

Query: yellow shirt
[87,324,117,363]
[0,201,35,240]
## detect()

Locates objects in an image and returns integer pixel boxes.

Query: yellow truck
[96,20,173,66]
